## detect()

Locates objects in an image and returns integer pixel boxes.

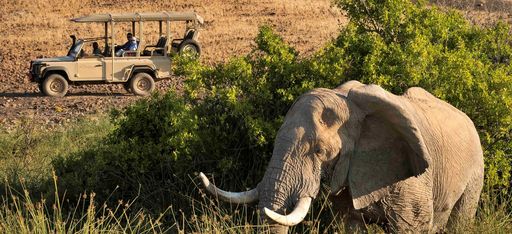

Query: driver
[115,33,138,56]
[92,42,102,55]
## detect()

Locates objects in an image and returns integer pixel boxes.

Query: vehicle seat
[172,30,194,49]
[103,45,111,57]
[142,37,167,56]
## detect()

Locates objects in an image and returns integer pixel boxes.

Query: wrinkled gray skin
[206,81,484,233]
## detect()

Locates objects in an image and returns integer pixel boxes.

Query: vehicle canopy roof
[71,11,203,24]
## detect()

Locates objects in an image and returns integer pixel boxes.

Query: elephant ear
[344,85,431,210]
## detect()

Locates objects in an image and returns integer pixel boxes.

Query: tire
[42,74,68,97]
[178,39,201,58]
[129,72,155,96]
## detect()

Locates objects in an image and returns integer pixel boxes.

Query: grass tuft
[0,174,170,233]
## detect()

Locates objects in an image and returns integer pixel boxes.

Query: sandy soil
[1,0,509,128]
[0,0,345,128]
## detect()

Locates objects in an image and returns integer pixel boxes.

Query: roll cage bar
[71,12,204,24]
[70,11,203,79]
[70,11,203,55]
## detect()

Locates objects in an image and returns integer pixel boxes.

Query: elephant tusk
[263,197,312,226]
[199,172,259,204]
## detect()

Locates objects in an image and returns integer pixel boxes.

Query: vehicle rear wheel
[178,39,201,58]
[129,72,155,96]
[42,74,68,97]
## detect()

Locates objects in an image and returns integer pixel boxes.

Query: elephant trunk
[256,150,316,233]
[258,167,289,234]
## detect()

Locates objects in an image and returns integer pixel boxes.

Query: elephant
[199,81,484,233]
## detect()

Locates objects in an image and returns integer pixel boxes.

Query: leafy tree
[330,0,511,190]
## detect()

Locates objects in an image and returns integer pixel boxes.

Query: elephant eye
[315,147,326,156]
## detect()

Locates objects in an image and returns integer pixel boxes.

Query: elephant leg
[330,190,385,233]
[346,214,368,233]
[330,190,368,232]
[382,176,434,233]
[431,210,452,233]
[447,172,484,229]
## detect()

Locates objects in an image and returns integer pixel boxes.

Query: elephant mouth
[199,172,313,226]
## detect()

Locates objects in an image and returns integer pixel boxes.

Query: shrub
[53,92,197,211]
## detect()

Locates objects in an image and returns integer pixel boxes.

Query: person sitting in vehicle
[115,33,138,56]
[92,42,102,55]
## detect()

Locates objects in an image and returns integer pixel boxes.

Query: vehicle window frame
[68,40,84,59]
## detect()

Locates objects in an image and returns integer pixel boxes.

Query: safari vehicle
[29,12,203,97]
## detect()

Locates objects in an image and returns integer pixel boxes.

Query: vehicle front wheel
[129,72,155,96]
[42,74,68,97]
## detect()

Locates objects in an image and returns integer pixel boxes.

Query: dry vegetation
[0,0,343,127]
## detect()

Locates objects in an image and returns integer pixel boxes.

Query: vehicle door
[76,56,104,81]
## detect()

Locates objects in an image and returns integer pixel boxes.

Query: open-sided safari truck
[29,12,203,97]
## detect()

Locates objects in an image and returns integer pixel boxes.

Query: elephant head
[199,81,430,233]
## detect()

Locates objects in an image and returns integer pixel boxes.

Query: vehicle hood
[33,56,74,63]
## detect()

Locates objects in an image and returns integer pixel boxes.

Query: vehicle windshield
[67,40,84,58]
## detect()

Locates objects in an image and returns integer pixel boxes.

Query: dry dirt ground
[1,0,511,128]
[0,0,344,128]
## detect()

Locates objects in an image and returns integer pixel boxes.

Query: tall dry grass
[178,187,512,233]
[1,178,510,233]
[0,173,170,233]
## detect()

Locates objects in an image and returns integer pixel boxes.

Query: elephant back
[402,87,484,212]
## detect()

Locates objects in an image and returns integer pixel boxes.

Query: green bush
[53,0,511,221]
[330,0,512,190]
[53,92,197,210]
